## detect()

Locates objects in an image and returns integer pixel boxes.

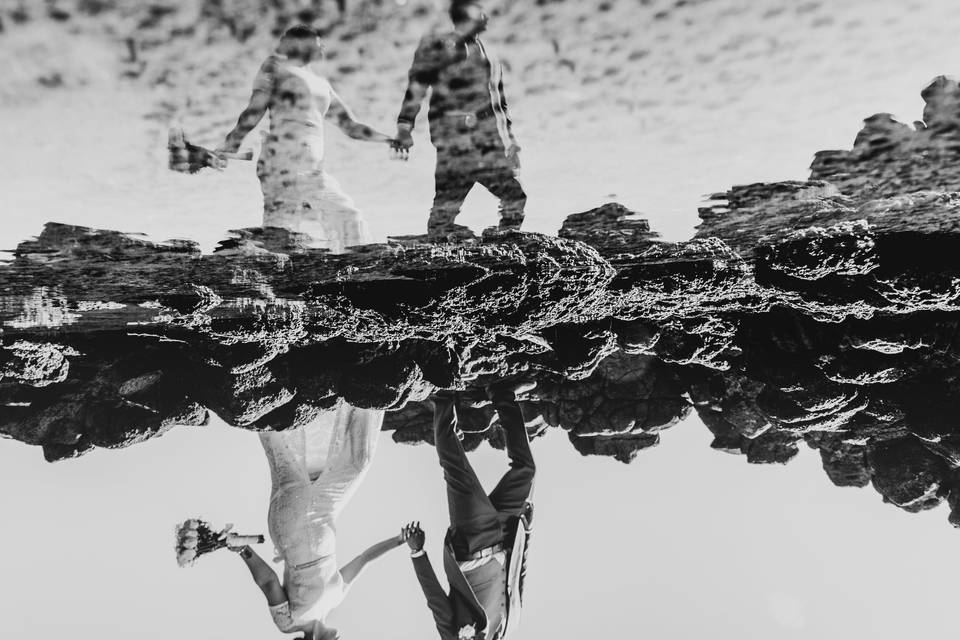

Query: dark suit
[397,31,526,236]
[412,394,534,640]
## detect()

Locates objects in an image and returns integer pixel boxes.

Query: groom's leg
[487,394,536,515]
[473,136,526,231]
[478,167,526,231]
[433,396,502,555]
[428,150,474,236]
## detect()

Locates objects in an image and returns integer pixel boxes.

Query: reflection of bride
[217,23,393,251]
[236,404,403,640]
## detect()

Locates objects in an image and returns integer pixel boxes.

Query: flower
[177,549,197,567]
[458,624,476,640]
[173,517,264,567]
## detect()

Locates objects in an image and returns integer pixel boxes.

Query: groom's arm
[397,36,442,131]
[411,552,457,639]
[495,64,519,150]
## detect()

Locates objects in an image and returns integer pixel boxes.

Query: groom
[393,1,526,239]
[403,382,535,640]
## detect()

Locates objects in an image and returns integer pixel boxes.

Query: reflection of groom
[393,1,526,239]
[403,383,535,640]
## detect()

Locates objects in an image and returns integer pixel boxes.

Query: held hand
[386,139,405,161]
[391,129,413,161]
[209,147,230,171]
[400,521,425,552]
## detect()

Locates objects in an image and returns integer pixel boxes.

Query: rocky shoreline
[5,52,960,525]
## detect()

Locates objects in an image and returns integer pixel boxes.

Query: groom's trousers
[433,393,535,559]
[428,118,526,238]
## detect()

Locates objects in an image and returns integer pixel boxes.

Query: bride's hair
[278,24,325,62]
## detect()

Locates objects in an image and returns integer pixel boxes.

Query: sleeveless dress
[257,57,371,252]
[260,403,384,632]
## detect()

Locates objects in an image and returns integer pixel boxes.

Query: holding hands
[391,125,414,161]
[400,521,425,552]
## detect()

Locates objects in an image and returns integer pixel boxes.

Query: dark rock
[810,435,872,488]
[6,77,960,531]
[868,437,948,513]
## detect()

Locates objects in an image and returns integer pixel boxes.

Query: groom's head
[450,1,488,33]
[278,24,325,63]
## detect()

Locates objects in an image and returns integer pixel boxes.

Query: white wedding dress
[260,403,384,632]
[256,56,370,252]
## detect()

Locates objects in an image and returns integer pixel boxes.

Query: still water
[3,1,960,639]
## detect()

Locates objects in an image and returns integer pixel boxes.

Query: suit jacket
[397,31,516,151]
[412,505,532,640]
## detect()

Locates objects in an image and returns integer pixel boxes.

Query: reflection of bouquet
[175,518,265,567]
[167,127,252,174]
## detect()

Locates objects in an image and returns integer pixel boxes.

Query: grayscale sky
[3,415,960,639]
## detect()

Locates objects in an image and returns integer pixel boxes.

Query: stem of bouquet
[225,534,266,548]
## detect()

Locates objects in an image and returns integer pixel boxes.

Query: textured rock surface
[5,76,960,528]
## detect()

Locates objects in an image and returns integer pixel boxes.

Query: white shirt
[458,550,506,573]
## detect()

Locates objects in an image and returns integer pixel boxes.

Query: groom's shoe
[429,223,476,242]
[481,224,522,239]
[429,387,489,409]
[485,379,537,402]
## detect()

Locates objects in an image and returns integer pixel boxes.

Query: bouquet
[167,127,252,174]
[175,518,264,567]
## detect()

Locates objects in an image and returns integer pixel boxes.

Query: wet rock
[808,434,871,488]
[744,430,801,465]
[867,437,948,513]
[568,431,659,464]
[808,75,960,199]
[6,78,960,529]
[558,202,661,254]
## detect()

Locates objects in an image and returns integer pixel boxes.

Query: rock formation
[5,77,960,527]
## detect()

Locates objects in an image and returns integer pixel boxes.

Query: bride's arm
[339,532,405,587]
[220,57,275,153]
[237,546,286,606]
[327,88,393,144]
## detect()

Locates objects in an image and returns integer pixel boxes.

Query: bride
[233,404,409,639]
[216,23,393,251]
